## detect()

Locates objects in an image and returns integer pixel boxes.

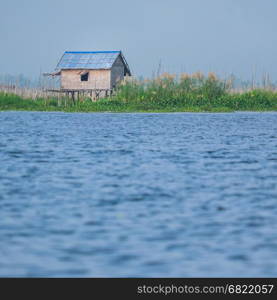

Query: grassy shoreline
[1,91,276,113]
[1,73,277,113]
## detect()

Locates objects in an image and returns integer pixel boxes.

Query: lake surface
[0,111,276,277]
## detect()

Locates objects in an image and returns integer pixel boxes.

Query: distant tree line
[0,72,276,91]
[0,73,59,89]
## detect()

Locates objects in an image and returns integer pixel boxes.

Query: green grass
[1,74,277,112]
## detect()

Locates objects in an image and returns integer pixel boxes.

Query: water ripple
[0,111,276,277]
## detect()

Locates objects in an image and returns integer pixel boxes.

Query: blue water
[0,111,276,277]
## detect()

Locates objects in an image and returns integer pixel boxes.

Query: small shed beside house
[46,50,131,99]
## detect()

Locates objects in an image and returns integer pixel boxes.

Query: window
[81,72,89,81]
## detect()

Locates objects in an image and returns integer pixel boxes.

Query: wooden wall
[110,56,125,89]
[61,69,111,90]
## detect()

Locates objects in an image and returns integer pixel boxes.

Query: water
[0,111,276,277]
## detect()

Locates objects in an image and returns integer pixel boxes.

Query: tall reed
[1,72,277,112]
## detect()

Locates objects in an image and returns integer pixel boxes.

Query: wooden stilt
[71,91,76,104]
[44,89,113,102]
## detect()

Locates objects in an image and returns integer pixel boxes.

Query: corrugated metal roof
[56,51,121,70]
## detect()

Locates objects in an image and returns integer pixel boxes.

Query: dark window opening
[81,72,89,81]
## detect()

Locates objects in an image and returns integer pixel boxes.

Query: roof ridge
[64,51,121,54]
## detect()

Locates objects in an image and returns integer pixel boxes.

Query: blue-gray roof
[56,51,122,70]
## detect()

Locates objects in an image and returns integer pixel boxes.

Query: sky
[1,0,277,80]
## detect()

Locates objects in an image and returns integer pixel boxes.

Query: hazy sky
[1,0,277,80]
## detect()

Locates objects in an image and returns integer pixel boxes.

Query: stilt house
[48,50,131,99]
